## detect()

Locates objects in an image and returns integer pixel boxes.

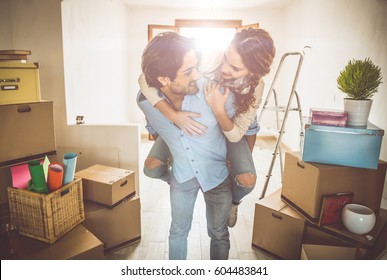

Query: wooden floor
[106,135,387,260]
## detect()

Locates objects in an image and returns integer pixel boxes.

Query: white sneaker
[228,204,239,227]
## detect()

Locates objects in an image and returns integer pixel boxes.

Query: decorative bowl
[341,204,376,235]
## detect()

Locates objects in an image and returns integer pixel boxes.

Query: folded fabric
[311,110,348,127]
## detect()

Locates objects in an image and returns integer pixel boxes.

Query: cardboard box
[8,178,85,243]
[0,203,10,227]
[0,153,57,205]
[83,196,141,254]
[76,164,135,208]
[302,122,383,169]
[1,224,104,260]
[301,244,356,260]
[0,101,56,165]
[303,212,387,260]
[282,151,387,222]
[0,61,41,105]
[251,189,306,259]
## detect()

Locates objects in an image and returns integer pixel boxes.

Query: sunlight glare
[179,27,235,53]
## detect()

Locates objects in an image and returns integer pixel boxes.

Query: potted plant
[337,57,383,126]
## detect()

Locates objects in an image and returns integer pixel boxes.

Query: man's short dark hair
[141,32,196,89]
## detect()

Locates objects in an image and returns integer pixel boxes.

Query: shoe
[228,204,239,227]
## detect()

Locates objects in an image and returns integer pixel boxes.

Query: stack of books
[0,50,31,62]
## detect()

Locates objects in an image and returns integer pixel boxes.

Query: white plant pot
[343,98,372,127]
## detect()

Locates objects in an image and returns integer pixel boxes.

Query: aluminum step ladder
[258,46,310,199]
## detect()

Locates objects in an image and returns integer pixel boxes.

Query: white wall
[281,0,387,148]
[0,0,140,194]
[131,5,284,126]
[280,0,387,204]
[61,0,133,125]
[60,0,285,129]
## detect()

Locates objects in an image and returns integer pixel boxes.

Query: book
[318,192,354,227]
[0,54,29,61]
[0,50,31,55]
[0,50,31,61]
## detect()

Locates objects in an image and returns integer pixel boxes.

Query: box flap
[76,169,124,185]
[83,197,141,251]
[258,188,286,211]
[281,206,307,221]
[15,224,103,260]
[301,244,356,260]
[76,164,133,178]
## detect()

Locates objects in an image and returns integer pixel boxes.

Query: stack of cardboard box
[252,122,387,260]
[0,54,104,260]
[76,164,141,255]
[1,50,54,209]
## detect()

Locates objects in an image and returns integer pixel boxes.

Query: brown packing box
[281,151,387,223]
[0,203,10,227]
[76,164,135,208]
[251,188,306,259]
[0,101,56,165]
[301,244,357,260]
[83,195,141,254]
[303,210,387,259]
[1,224,104,260]
[0,153,57,205]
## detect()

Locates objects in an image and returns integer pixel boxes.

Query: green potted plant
[337,58,383,126]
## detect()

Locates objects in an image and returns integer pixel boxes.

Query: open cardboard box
[251,188,306,259]
[83,195,141,254]
[303,210,387,259]
[301,244,356,260]
[282,151,387,223]
[1,224,104,260]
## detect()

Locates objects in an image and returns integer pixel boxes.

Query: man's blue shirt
[137,78,234,192]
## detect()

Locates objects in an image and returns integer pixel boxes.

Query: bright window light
[179,27,235,52]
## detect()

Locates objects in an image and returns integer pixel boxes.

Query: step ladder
[258,46,310,199]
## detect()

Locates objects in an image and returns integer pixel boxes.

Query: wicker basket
[7,177,85,243]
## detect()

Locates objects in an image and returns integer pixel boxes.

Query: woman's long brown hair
[232,28,276,117]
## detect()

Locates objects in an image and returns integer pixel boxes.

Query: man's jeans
[144,136,256,204]
[169,174,232,260]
